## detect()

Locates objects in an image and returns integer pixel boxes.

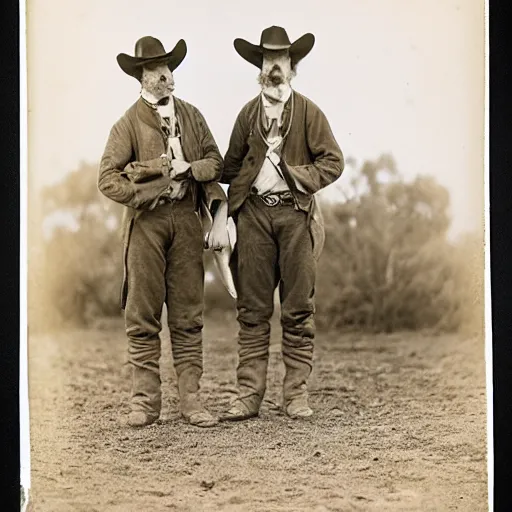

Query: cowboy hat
[117,36,187,81]
[234,26,315,69]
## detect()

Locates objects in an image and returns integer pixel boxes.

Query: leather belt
[157,186,195,207]
[157,196,178,207]
[254,190,296,207]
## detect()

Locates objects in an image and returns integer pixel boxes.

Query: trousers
[231,195,316,409]
[124,191,205,416]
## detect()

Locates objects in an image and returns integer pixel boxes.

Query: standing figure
[221,26,344,420]
[98,36,227,428]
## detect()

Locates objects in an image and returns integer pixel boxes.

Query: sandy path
[28,315,488,511]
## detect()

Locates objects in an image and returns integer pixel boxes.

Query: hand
[170,159,191,179]
[206,202,230,251]
[160,154,171,177]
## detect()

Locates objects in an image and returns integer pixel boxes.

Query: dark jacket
[98,96,225,307]
[222,90,344,258]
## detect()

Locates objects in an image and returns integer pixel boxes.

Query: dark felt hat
[234,26,315,69]
[117,36,187,80]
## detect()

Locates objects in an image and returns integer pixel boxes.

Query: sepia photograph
[24,0,487,510]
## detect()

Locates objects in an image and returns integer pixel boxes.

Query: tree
[315,155,480,333]
[33,162,124,330]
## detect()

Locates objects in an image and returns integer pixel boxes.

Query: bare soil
[28,314,488,511]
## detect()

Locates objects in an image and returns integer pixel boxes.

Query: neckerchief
[141,89,178,137]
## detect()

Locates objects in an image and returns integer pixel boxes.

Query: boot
[283,377,313,418]
[282,337,314,419]
[221,357,268,421]
[176,367,218,428]
[126,364,161,427]
[283,364,313,418]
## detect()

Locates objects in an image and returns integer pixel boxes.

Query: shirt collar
[141,88,175,118]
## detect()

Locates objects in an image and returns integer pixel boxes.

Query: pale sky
[26,0,485,237]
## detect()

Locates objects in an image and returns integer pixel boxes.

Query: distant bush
[29,162,125,330]
[314,155,483,334]
[30,156,483,336]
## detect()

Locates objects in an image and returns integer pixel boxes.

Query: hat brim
[117,39,187,80]
[234,33,315,69]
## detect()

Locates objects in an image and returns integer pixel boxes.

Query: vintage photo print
[23,0,488,510]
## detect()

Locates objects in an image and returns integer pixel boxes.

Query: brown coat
[221,90,344,259]
[98,96,225,307]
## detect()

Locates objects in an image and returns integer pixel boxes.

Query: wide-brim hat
[234,26,315,69]
[117,36,187,81]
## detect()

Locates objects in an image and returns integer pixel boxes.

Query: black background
[1,0,20,509]
[490,1,512,510]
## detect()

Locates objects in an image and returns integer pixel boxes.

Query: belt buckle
[259,192,295,207]
[261,194,280,207]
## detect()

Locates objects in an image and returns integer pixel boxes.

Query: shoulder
[174,96,212,130]
[229,96,260,130]
[174,96,204,117]
[112,100,139,130]
[125,100,141,120]
[239,95,260,117]
[292,91,326,117]
[106,102,136,141]
[174,95,194,110]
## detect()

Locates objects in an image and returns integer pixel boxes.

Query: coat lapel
[137,95,201,161]
[174,97,201,163]
[281,92,293,133]
[136,98,162,133]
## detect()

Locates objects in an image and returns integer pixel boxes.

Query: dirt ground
[27,313,488,512]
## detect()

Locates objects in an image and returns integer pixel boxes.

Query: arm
[221,107,250,185]
[282,103,344,194]
[123,154,170,183]
[187,108,223,183]
[98,117,173,209]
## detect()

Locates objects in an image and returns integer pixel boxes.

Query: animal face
[140,62,175,100]
[258,49,295,88]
